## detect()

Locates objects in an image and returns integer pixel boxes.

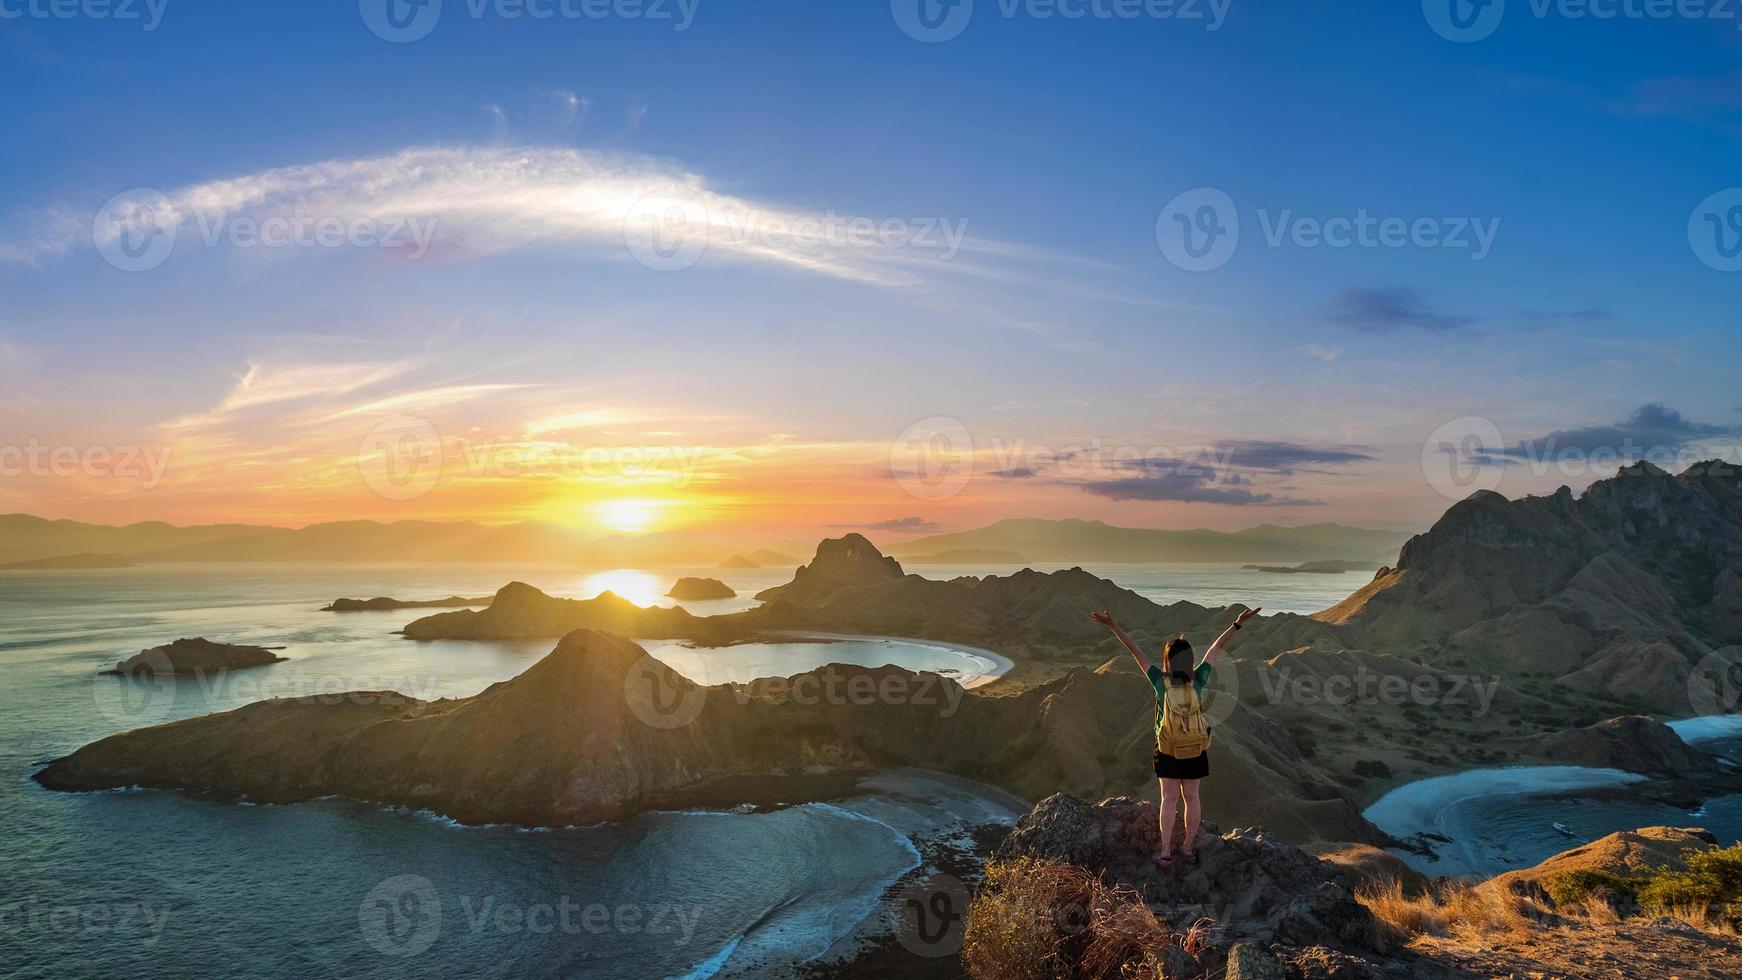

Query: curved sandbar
[1364,766,1647,876]
[760,630,1014,689]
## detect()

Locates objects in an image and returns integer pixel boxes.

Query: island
[321,595,491,612]
[99,637,287,678]
[1,552,134,570]
[717,555,760,568]
[1242,558,1383,574]
[665,576,736,600]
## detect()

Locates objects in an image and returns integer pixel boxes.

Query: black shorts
[1153,749,1209,780]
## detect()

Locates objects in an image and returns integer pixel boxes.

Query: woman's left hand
[1235,606,1261,625]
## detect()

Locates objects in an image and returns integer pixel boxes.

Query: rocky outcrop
[755,533,905,605]
[666,577,736,600]
[1534,715,1717,775]
[100,637,286,677]
[401,583,715,641]
[322,595,490,612]
[996,794,1383,948]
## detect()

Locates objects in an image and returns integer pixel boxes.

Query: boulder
[1224,943,1284,980]
[997,794,1382,948]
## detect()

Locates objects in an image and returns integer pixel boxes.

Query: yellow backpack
[1156,681,1212,757]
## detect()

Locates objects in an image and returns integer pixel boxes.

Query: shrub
[962,858,1189,980]
[1352,759,1392,779]
[1546,868,1640,908]
[1636,843,1742,929]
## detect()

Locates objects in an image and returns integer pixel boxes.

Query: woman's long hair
[1162,636,1193,686]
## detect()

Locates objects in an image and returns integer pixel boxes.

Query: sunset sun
[593,497,663,534]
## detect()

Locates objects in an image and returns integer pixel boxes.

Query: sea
[5,559,1723,976]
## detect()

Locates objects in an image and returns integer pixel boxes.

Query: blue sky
[1,0,1739,535]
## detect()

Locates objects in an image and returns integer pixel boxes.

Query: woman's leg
[1157,777,1180,859]
[1180,778,1202,855]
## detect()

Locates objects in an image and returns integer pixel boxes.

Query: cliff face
[1315,461,1742,710]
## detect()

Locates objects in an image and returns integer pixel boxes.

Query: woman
[1091,605,1260,867]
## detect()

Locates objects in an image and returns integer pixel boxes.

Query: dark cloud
[1081,468,1322,506]
[828,516,943,533]
[1498,403,1736,458]
[993,466,1039,479]
[1327,288,1473,333]
[1216,440,1375,473]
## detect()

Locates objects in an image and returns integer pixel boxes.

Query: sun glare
[579,569,663,607]
[593,497,663,534]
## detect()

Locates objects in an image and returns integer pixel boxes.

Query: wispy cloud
[5,145,1014,287]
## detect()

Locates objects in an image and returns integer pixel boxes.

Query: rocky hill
[400,583,718,641]
[1318,460,1742,711]
[39,628,1375,843]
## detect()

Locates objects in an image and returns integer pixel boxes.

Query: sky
[1,0,1739,540]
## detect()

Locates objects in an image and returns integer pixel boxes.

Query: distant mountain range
[903,518,1412,564]
[0,513,1409,567]
[0,514,805,567]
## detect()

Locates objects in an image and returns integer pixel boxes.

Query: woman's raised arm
[1201,606,1261,667]
[1091,610,1153,673]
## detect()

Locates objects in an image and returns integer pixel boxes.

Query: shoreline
[1364,713,1742,878]
[758,631,1016,690]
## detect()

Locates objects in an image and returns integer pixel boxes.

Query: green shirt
[1146,662,1212,738]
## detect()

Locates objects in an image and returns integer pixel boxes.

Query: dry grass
[1358,878,1534,941]
[962,858,1198,980]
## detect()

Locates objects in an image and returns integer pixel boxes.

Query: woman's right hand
[1090,610,1115,627]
